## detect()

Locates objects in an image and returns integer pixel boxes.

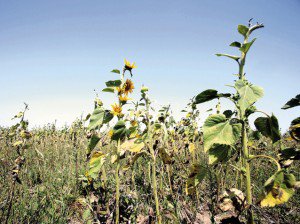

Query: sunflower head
[124,59,136,76]
[124,79,135,95]
[119,95,131,104]
[111,103,122,116]
[130,120,138,127]
[108,129,114,138]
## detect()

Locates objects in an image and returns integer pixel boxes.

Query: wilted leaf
[186,164,207,195]
[260,170,295,207]
[121,138,145,153]
[203,114,242,152]
[282,94,300,110]
[158,148,173,165]
[254,114,281,143]
[289,117,300,141]
[88,151,106,179]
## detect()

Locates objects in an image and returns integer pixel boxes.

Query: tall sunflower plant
[84,59,147,223]
[192,20,299,223]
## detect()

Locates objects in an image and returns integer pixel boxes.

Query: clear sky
[0,0,299,131]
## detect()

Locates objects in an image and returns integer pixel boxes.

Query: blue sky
[0,0,299,131]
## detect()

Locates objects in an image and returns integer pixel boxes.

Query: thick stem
[242,122,254,224]
[151,158,161,224]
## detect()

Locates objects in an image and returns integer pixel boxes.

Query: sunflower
[124,59,136,76]
[124,79,134,95]
[119,95,131,103]
[111,103,122,116]
[108,129,114,138]
[130,120,138,127]
[124,59,137,70]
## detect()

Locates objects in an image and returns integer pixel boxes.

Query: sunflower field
[1,21,300,224]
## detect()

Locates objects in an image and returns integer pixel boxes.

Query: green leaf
[238,25,249,37]
[208,144,234,165]
[88,107,113,131]
[88,107,105,130]
[230,41,241,48]
[240,38,256,54]
[105,80,122,87]
[195,89,218,104]
[102,87,115,93]
[103,110,114,124]
[254,114,281,143]
[111,120,127,141]
[83,209,92,220]
[203,114,242,152]
[186,164,207,195]
[235,80,264,116]
[215,53,240,61]
[87,134,100,155]
[111,69,120,74]
[194,89,231,104]
[282,94,300,110]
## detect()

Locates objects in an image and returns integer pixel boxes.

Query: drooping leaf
[105,80,122,87]
[87,134,100,156]
[208,144,235,165]
[194,89,231,104]
[215,53,240,61]
[123,151,149,170]
[203,114,242,152]
[279,147,300,167]
[111,120,127,141]
[240,38,256,54]
[186,164,207,195]
[229,41,241,48]
[238,25,249,37]
[289,117,300,141]
[158,147,173,165]
[88,151,106,179]
[260,170,295,207]
[248,130,262,141]
[235,80,264,116]
[281,94,300,110]
[254,114,281,143]
[223,110,234,118]
[111,69,120,74]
